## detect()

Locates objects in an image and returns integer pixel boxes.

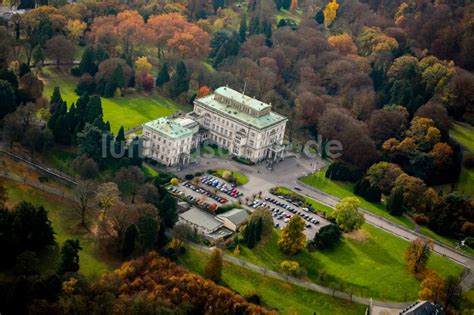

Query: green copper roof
[215,86,271,111]
[195,93,287,130]
[144,117,193,139]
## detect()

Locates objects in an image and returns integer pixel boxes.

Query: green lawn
[300,170,474,256]
[4,179,115,278]
[276,8,303,24]
[41,67,190,134]
[449,123,474,197]
[142,164,159,177]
[232,225,462,302]
[451,122,474,152]
[215,169,249,186]
[300,168,415,229]
[43,146,79,177]
[457,166,474,197]
[178,246,366,315]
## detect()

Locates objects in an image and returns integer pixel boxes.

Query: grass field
[178,246,366,315]
[457,166,474,197]
[300,168,415,229]
[41,67,190,134]
[142,164,159,177]
[299,170,474,255]
[42,146,79,177]
[215,169,249,185]
[449,122,474,197]
[276,8,303,24]
[233,225,462,302]
[3,179,115,278]
[451,122,474,152]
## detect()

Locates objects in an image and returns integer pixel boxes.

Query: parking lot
[250,194,330,239]
[170,174,330,240]
[172,175,243,208]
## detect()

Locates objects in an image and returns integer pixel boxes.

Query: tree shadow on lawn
[346,235,398,267]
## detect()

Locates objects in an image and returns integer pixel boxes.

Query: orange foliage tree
[404,238,433,274]
[197,85,211,97]
[419,270,446,305]
[147,13,210,59]
[328,33,358,56]
[87,10,153,59]
[96,251,276,314]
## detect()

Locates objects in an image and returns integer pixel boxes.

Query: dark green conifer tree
[169,61,189,98]
[156,63,170,87]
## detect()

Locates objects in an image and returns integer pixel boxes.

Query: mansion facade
[143,87,288,167]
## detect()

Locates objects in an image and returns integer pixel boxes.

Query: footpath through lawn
[179,246,366,315]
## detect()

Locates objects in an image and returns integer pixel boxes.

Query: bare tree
[45,35,75,68]
[96,182,121,216]
[115,166,144,203]
[74,180,96,228]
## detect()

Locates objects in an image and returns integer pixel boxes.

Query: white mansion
[142,87,288,167]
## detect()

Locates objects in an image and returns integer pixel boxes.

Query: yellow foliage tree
[66,19,86,43]
[233,245,241,256]
[323,0,339,27]
[135,56,152,76]
[205,248,223,282]
[278,216,306,255]
[328,33,357,55]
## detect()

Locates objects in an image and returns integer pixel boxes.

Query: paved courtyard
[172,152,325,196]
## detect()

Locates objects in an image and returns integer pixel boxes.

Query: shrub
[70,66,82,77]
[364,185,381,202]
[184,174,194,180]
[154,173,174,186]
[232,156,255,165]
[222,170,232,180]
[280,260,307,278]
[414,214,429,225]
[308,224,341,250]
[461,222,474,236]
[464,154,474,169]
[138,74,155,91]
[195,171,203,176]
[76,74,96,95]
[387,187,404,216]
[326,162,362,182]
[245,293,262,305]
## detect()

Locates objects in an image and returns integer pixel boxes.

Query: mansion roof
[195,87,287,130]
[143,117,194,139]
